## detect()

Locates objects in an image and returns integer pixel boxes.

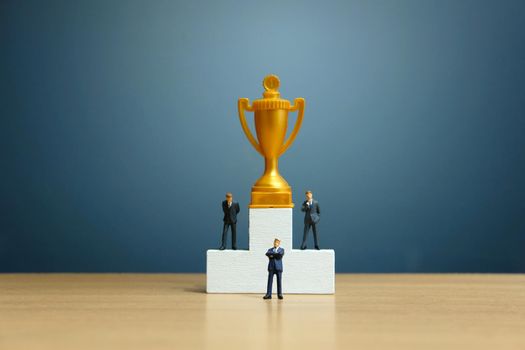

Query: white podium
[206,208,335,294]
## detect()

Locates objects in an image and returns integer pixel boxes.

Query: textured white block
[206,208,335,294]
[207,249,267,293]
[207,249,335,294]
[249,208,292,251]
[284,249,335,293]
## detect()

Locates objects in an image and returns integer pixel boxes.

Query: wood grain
[0,274,524,350]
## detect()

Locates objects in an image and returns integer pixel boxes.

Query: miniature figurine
[263,238,284,300]
[300,190,321,250]
[219,192,240,250]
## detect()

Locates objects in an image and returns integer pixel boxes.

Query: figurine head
[305,190,313,201]
[273,238,280,248]
[225,192,233,203]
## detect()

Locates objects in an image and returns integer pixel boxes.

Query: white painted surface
[249,208,292,251]
[206,208,335,294]
[207,249,335,293]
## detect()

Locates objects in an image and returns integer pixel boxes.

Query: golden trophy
[238,75,305,208]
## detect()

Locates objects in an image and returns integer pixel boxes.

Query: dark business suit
[221,200,240,249]
[265,247,284,296]
[301,199,320,249]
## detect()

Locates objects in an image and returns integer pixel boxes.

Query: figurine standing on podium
[264,238,284,300]
[301,190,321,250]
[219,192,240,250]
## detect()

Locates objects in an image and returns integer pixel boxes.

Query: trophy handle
[238,98,264,156]
[279,98,305,156]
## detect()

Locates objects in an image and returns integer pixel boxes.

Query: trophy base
[249,190,294,208]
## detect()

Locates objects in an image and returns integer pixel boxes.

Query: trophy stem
[250,156,293,208]
[264,157,279,176]
[253,156,290,189]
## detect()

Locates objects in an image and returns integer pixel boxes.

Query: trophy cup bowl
[238,75,305,208]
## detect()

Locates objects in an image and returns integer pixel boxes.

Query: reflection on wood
[0,274,524,350]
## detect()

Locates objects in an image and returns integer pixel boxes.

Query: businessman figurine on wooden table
[263,238,284,299]
[263,238,284,300]
[219,192,240,250]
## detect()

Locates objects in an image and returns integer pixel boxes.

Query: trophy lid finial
[263,75,280,91]
[263,75,280,98]
[252,74,290,110]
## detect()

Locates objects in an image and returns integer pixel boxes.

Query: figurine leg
[276,271,282,296]
[265,271,274,297]
[231,223,237,250]
[220,223,228,249]
[312,223,320,249]
[301,222,311,249]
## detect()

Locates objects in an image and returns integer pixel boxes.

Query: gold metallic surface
[238,75,305,208]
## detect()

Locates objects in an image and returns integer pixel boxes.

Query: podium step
[207,249,335,294]
[207,208,335,294]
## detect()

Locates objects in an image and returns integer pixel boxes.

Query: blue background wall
[1,0,524,272]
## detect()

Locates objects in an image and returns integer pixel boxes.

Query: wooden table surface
[1,274,524,350]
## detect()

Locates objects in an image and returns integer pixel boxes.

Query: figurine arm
[266,251,274,258]
[274,250,284,259]
[236,203,240,214]
[316,202,320,215]
[301,202,307,212]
